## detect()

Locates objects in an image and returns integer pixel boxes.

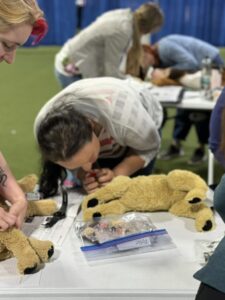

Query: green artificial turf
[0,46,60,178]
[0,46,224,184]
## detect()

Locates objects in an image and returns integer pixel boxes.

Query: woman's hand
[9,199,28,229]
[0,207,17,231]
[82,172,99,194]
[96,168,115,187]
[78,168,115,194]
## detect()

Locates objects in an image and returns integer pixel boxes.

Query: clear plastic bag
[195,238,223,266]
[74,213,176,261]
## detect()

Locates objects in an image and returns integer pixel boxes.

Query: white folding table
[0,190,223,300]
[161,89,216,185]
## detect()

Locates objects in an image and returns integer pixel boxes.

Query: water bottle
[201,56,212,100]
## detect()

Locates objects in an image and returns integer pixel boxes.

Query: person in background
[134,34,224,164]
[34,77,163,196]
[0,0,48,230]
[54,2,164,88]
[127,44,223,90]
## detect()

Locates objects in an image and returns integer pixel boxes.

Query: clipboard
[150,86,184,104]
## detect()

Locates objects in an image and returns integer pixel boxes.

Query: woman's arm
[0,152,27,230]
[113,152,145,176]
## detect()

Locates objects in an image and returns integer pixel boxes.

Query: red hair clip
[31,18,48,45]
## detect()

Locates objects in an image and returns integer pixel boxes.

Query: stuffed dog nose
[202,220,213,231]
[93,212,102,219]
[189,197,201,204]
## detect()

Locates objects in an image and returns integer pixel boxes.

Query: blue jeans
[173,108,211,145]
[212,54,225,67]
[54,69,82,88]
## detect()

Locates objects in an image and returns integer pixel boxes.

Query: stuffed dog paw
[82,170,215,232]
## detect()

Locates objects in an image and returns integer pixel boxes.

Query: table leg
[207,149,214,185]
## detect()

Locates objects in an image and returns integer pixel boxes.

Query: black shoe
[159,144,184,160]
[188,147,207,164]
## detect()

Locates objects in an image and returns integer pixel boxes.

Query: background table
[0,189,224,300]
[162,89,217,185]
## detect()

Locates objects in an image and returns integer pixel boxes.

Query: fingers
[9,200,28,229]
[0,207,17,231]
[83,174,99,194]
[84,182,99,194]
[82,168,115,194]
[97,168,114,184]
[15,216,23,229]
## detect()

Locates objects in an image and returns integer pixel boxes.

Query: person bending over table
[0,0,48,230]
[132,34,224,164]
[34,77,163,196]
[54,2,164,88]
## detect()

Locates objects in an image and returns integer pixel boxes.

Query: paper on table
[0,191,84,285]
[23,192,83,247]
[149,86,184,103]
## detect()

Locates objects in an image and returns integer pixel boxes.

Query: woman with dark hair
[34,77,163,196]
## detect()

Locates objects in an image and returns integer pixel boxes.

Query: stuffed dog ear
[151,77,180,86]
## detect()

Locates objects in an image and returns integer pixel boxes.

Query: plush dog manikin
[0,174,57,274]
[82,170,215,232]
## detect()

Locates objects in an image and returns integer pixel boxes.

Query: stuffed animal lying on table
[82,170,215,232]
[0,174,57,274]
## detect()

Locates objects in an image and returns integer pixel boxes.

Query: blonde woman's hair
[126,3,164,77]
[0,0,43,32]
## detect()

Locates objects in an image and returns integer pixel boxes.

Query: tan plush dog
[82,170,215,232]
[0,174,57,274]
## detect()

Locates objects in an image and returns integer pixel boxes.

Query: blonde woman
[0,0,48,230]
[54,2,164,88]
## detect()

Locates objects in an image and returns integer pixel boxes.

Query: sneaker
[188,147,207,165]
[159,144,184,160]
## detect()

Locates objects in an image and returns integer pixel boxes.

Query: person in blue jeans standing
[144,34,224,164]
